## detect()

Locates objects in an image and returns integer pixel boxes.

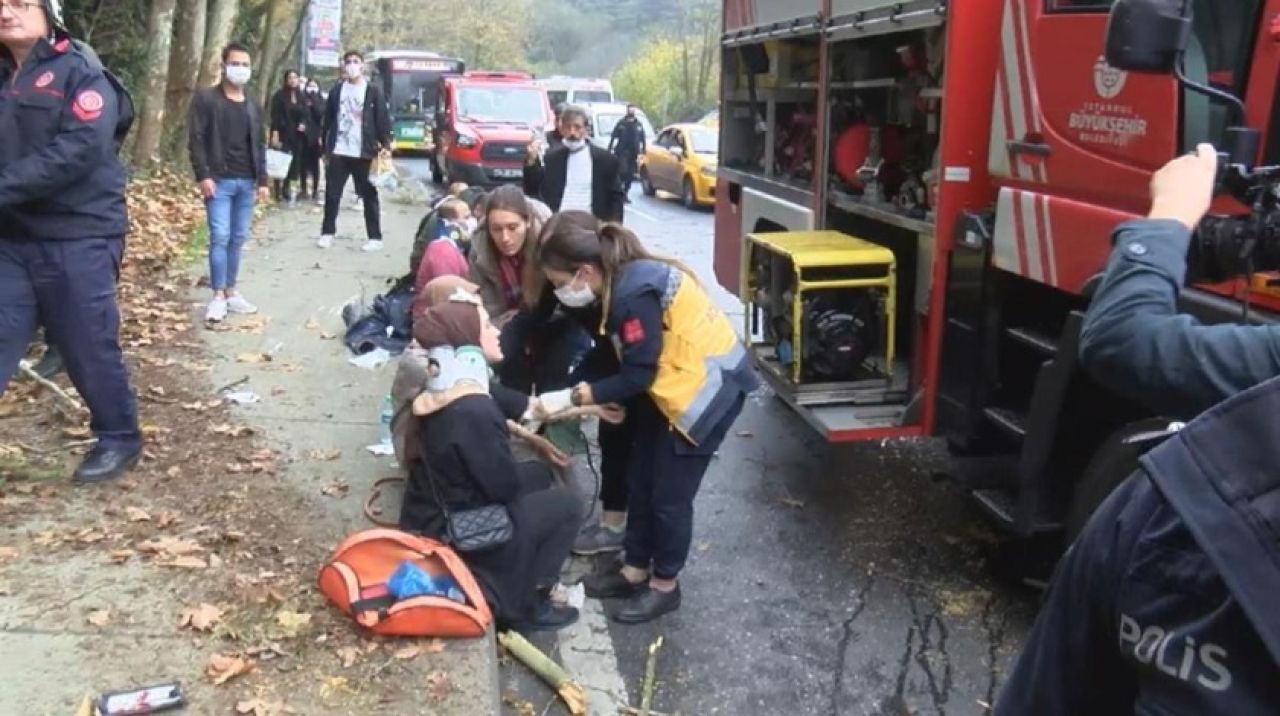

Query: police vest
[605,260,755,445]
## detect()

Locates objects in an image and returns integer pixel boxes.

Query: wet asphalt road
[398,159,1039,715]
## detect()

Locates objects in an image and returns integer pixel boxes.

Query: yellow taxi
[639,123,719,209]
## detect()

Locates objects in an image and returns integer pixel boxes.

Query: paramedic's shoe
[513,599,579,634]
[226,294,258,314]
[361,239,384,253]
[205,297,228,323]
[316,234,334,249]
[613,584,681,624]
[573,523,625,556]
[582,569,645,599]
[73,444,141,484]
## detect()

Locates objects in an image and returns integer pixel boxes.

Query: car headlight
[700,165,717,179]
[456,134,477,149]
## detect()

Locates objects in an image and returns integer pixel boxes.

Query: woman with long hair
[468,184,589,394]
[268,69,310,202]
[299,78,325,203]
[535,222,757,623]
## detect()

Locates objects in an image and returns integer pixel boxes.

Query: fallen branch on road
[497,630,587,715]
[16,360,85,414]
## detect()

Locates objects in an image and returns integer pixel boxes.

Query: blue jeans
[206,178,257,291]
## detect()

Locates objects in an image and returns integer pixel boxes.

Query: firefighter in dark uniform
[997,145,1280,712]
[608,104,647,202]
[0,0,142,483]
[533,221,757,624]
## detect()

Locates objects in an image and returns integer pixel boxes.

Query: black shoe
[73,444,141,484]
[513,599,579,633]
[582,570,646,599]
[613,584,681,624]
[624,195,633,204]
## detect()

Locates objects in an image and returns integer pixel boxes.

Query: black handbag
[423,462,513,553]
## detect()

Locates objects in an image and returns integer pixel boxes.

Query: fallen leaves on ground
[206,652,254,685]
[275,609,312,637]
[335,646,361,668]
[306,449,342,462]
[425,670,452,701]
[212,424,255,438]
[320,482,349,497]
[179,603,223,632]
[235,699,293,716]
[236,352,273,364]
[138,536,204,556]
[392,639,445,661]
[125,506,151,522]
[106,549,135,564]
[0,545,17,564]
[86,609,112,627]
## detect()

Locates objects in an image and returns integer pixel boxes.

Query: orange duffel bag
[318,529,492,638]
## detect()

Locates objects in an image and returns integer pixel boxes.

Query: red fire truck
[712,0,1278,539]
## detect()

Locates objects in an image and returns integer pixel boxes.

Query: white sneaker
[205,297,228,323]
[361,239,384,253]
[317,234,334,249]
[225,294,258,314]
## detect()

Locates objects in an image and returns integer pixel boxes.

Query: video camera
[1106,0,1280,284]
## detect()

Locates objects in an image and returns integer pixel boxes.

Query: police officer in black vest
[997,148,1280,712]
[0,0,142,483]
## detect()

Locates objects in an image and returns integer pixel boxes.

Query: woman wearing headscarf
[400,294,581,632]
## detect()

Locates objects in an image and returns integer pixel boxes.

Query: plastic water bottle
[378,394,394,446]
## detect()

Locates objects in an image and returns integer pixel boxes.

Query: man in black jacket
[609,104,647,203]
[0,0,141,483]
[523,105,624,223]
[997,147,1280,714]
[188,42,270,324]
[318,50,392,252]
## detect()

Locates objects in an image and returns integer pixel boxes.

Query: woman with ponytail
[535,222,758,623]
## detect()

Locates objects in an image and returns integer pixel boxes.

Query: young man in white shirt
[318,50,392,252]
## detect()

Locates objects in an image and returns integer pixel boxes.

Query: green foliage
[64,0,150,94]
[612,35,719,126]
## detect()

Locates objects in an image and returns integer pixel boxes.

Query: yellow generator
[743,231,899,406]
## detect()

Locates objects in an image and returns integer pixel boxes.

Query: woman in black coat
[398,296,581,631]
[268,70,311,202]
[299,79,326,202]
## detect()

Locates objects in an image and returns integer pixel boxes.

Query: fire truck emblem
[34,71,54,88]
[1093,56,1127,99]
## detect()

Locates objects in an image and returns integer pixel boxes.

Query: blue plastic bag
[387,560,466,604]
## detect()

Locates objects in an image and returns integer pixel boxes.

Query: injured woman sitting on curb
[396,289,582,633]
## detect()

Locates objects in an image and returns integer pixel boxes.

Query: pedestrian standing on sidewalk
[317,50,392,252]
[300,79,325,203]
[0,0,143,483]
[535,222,757,623]
[608,104,646,203]
[188,42,269,324]
[269,69,311,203]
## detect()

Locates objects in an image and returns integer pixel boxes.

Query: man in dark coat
[0,0,141,482]
[608,104,647,202]
[523,104,625,223]
[998,145,1280,713]
[318,49,392,252]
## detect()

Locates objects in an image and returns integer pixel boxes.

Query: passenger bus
[367,50,465,156]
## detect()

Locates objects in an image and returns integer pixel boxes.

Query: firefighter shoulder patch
[71,89,104,122]
[621,317,645,346]
[34,71,54,88]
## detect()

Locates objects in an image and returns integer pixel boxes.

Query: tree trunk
[199,0,241,89]
[256,0,282,107]
[166,0,207,128]
[132,0,179,165]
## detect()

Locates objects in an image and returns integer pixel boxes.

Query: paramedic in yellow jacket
[535,222,758,624]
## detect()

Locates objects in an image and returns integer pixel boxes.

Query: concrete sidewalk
[201,196,501,714]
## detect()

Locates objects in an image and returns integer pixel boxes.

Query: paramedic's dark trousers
[624,395,744,580]
[0,237,141,451]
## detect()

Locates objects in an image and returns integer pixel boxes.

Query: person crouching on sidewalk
[188,41,269,324]
[535,222,757,623]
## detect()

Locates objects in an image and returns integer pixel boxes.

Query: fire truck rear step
[1006,327,1058,356]
[983,407,1028,440]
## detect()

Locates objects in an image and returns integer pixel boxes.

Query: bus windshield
[389,72,441,118]
[458,87,546,125]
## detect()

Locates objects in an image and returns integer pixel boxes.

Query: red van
[433,71,555,186]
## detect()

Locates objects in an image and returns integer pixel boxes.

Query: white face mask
[562,137,587,153]
[555,273,596,308]
[224,65,252,87]
[344,62,364,80]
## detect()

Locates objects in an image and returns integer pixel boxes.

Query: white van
[583,102,656,151]
[539,76,615,108]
